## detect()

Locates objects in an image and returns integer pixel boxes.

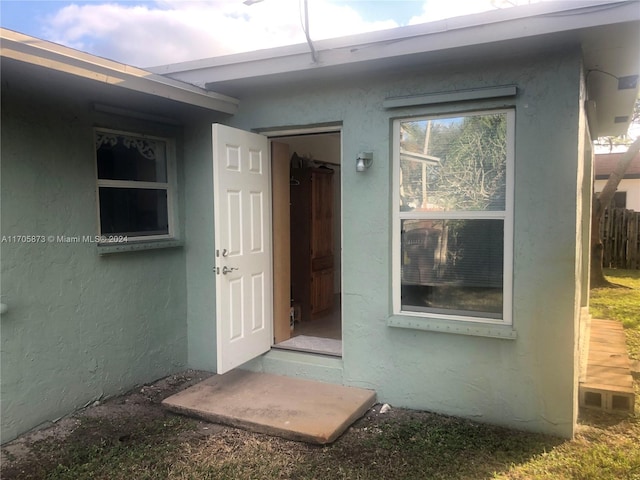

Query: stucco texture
[199,49,585,438]
[1,46,588,442]
[1,82,189,442]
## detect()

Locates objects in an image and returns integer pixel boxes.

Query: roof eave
[152,0,638,84]
[0,28,240,115]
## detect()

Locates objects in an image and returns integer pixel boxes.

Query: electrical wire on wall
[586,68,639,100]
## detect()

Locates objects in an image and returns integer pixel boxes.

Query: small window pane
[399,113,507,212]
[96,133,167,182]
[401,219,503,317]
[99,188,169,236]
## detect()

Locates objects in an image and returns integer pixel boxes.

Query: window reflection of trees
[399,114,506,212]
[398,113,508,318]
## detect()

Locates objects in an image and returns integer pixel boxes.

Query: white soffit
[582,20,640,136]
[0,28,239,115]
[153,1,638,84]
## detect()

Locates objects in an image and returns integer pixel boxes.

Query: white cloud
[39,0,543,67]
[408,0,544,25]
[42,0,398,67]
[409,0,498,24]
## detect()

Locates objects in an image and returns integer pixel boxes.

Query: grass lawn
[4,400,639,480]
[2,269,639,480]
[590,268,640,360]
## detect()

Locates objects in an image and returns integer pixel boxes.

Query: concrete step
[162,369,376,444]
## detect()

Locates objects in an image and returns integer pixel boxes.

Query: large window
[393,110,514,324]
[95,129,175,242]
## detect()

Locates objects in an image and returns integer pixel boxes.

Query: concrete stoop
[162,369,376,444]
[579,318,635,415]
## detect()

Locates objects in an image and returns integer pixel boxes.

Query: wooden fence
[600,207,640,269]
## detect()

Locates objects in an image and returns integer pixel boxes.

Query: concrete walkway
[162,370,376,444]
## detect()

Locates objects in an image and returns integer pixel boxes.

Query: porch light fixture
[356,152,373,172]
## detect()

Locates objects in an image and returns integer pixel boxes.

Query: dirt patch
[0,369,213,477]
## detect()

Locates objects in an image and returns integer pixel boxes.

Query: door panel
[311,268,334,316]
[251,272,265,331]
[226,190,242,255]
[311,171,333,259]
[213,124,272,374]
[250,192,264,253]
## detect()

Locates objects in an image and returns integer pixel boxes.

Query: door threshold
[273,335,342,357]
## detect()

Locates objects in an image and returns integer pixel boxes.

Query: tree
[431,114,506,210]
[399,113,507,211]
[590,100,640,287]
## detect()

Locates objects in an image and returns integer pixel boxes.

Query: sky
[1,0,547,68]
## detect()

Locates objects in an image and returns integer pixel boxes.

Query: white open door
[213,124,272,374]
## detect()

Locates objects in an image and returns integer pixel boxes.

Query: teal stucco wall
[183,49,585,438]
[0,80,192,442]
[182,122,218,371]
[1,46,587,442]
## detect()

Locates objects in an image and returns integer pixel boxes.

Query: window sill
[97,239,183,255]
[387,315,517,340]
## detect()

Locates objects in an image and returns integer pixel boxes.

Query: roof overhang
[0,28,239,115]
[154,0,639,137]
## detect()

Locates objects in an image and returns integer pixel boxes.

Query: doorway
[270,130,342,356]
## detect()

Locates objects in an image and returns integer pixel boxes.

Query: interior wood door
[213,124,272,374]
[290,168,334,321]
[311,170,333,261]
[310,169,334,316]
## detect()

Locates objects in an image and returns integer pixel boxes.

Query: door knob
[222,266,238,274]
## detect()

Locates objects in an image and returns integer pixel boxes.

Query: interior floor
[293,294,342,340]
[273,294,342,356]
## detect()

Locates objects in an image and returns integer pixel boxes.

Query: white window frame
[391,109,515,326]
[94,128,177,243]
